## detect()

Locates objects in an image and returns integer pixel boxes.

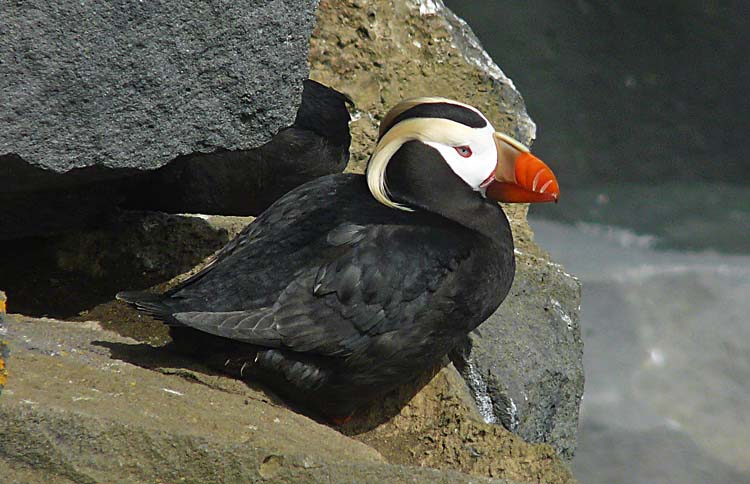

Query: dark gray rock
[120,80,352,216]
[1,0,318,172]
[452,251,584,461]
[0,80,351,241]
[0,3,352,241]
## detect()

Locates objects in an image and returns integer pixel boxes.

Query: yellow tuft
[0,352,7,388]
[367,117,478,211]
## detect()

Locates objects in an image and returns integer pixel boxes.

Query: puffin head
[367,98,559,212]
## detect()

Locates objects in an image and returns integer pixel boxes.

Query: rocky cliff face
[0,1,582,482]
[1,1,317,173]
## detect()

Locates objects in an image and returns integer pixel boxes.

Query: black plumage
[119,148,514,418]
[383,102,488,134]
[119,108,523,419]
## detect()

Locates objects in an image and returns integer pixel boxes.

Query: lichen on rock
[0,290,8,395]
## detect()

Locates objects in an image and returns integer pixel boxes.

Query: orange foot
[331,414,353,426]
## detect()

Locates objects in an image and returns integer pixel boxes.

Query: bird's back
[117,172,515,416]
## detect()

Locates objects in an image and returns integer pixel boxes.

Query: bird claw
[330,414,353,426]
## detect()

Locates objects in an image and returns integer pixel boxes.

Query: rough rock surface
[309,1,534,149]
[0,315,571,484]
[0,211,244,319]
[118,79,353,217]
[452,252,583,460]
[1,0,317,173]
[0,0,323,241]
[310,0,583,459]
[347,361,574,483]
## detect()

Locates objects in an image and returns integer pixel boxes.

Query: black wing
[169,221,476,358]
[160,174,356,308]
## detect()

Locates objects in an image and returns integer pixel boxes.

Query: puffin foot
[330,414,353,426]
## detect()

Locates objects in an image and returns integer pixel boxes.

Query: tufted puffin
[117,98,559,420]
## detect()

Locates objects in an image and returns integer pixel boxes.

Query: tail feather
[116,290,177,323]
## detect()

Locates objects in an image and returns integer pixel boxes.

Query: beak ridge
[487,132,560,203]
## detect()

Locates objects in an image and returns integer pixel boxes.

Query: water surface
[530,182,750,483]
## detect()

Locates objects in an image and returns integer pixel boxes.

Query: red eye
[454,145,472,158]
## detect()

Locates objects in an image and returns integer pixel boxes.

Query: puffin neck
[384,141,511,245]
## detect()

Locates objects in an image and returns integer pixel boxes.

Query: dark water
[529,193,750,483]
[441,1,750,481]
[531,182,750,254]
[525,181,750,484]
[443,0,750,187]
[529,178,750,483]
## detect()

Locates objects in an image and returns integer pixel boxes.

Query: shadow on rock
[93,339,288,407]
[95,336,431,433]
[340,365,444,435]
[0,211,236,319]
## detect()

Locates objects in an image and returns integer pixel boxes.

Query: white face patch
[368,98,505,211]
[423,121,498,191]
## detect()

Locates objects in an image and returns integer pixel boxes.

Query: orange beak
[485,132,560,203]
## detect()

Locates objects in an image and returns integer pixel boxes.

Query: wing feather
[135,217,474,359]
